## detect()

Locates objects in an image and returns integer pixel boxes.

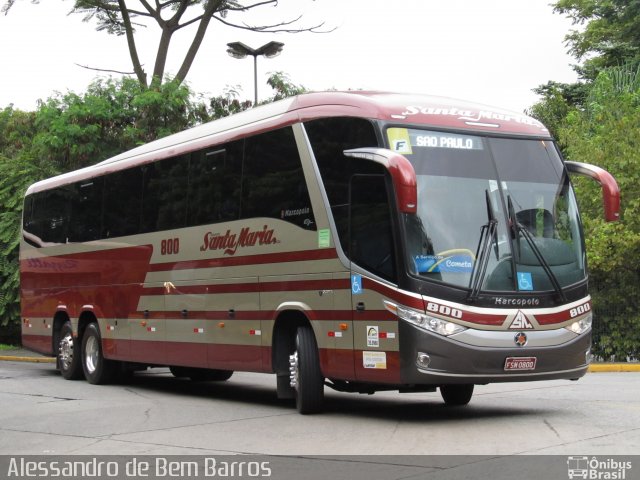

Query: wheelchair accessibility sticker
[351,274,363,295]
[517,272,534,291]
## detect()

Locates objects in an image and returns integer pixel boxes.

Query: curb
[0,355,56,363]
[588,363,640,373]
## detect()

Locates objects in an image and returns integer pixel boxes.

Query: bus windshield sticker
[414,254,474,273]
[318,228,330,248]
[387,128,413,155]
[363,351,387,369]
[517,272,534,291]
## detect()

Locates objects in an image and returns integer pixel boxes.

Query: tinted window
[103,167,143,238]
[68,178,103,242]
[304,117,379,251]
[27,187,72,244]
[350,174,396,282]
[242,127,315,230]
[188,141,242,226]
[141,155,189,232]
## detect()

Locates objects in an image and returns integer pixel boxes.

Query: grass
[0,343,18,351]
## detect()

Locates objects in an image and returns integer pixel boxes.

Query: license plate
[504,357,537,371]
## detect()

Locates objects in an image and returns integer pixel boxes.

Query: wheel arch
[77,309,99,341]
[271,309,314,376]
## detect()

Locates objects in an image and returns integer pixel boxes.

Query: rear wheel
[289,325,324,414]
[440,384,474,406]
[57,321,83,380]
[82,323,116,384]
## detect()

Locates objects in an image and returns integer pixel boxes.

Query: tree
[558,64,640,360]
[554,0,640,80]
[0,107,58,331]
[3,0,326,89]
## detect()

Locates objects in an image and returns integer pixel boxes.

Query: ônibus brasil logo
[200,225,278,256]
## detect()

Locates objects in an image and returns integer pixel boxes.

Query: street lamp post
[226,41,285,105]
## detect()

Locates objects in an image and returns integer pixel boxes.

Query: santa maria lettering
[200,225,278,255]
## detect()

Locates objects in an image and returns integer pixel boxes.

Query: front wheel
[57,321,83,380]
[82,323,116,385]
[440,384,474,406]
[289,325,324,414]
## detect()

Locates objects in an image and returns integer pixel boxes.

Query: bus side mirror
[343,148,417,214]
[565,161,620,222]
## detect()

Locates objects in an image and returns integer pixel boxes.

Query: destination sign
[387,128,483,155]
[411,130,483,150]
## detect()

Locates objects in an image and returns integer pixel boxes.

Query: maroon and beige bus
[20,92,620,413]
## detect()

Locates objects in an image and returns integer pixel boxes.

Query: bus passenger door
[349,174,400,383]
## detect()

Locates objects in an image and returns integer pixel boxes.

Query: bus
[20,92,620,414]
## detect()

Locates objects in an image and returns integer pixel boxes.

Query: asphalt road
[0,359,638,457]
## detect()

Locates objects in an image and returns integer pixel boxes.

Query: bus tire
[57,321,83,380]
[440,384,474,406]
[82,322,116,385]
[290,325,324,414]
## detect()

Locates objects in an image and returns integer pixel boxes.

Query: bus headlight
[565,313,593,335]
[384,301,466,336]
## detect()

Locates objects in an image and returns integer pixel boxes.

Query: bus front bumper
[399,322,591,385]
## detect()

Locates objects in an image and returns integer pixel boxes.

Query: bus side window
[141,155,189,233]
[349,174,397,282]
[103,167,143,238]
[30,187,71,245]
[68,178,104,242]
[303,117,379,253]
[188,141,242,226]
[242,127,316,230]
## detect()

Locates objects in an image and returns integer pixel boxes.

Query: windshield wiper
[507,196,567,302]
[467,190,498,302]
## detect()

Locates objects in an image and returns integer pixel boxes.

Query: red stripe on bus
[149,248,339,272]
[535,310,574,325]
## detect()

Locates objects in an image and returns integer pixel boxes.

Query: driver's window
[349,174,397,283]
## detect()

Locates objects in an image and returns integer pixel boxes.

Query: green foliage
[207,72,307,118]
[208,85,253,119]
[265,71,307,101]
[554,0,640,80]
[0,113,59,326]
[558,64,640,360]
[30,77,207,171]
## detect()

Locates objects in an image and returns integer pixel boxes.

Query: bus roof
[26,91,550,195]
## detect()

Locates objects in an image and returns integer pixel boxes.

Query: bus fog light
[416,352,431,368]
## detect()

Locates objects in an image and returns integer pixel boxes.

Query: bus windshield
[389,128,586,294]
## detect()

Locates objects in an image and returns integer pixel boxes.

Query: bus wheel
[289,325,324,414]
[82,323,116,385]
[440,384,474,406]
[57,321,83,380]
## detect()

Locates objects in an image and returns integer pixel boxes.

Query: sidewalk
[1,348,639,371]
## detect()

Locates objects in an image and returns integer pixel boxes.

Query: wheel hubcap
[84,335,99,374]
[289,351,299,389]
[59,334,74,370]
